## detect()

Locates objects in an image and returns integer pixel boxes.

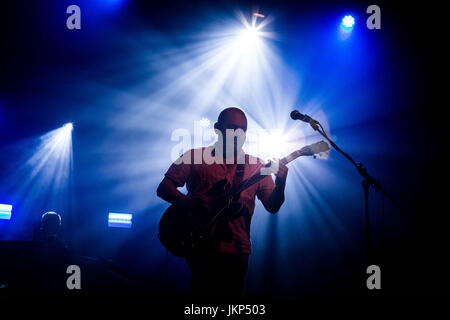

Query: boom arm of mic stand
[308,119,408,217]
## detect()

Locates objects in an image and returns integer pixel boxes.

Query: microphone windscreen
[290,110,300,120]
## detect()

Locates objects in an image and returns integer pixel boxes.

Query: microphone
[290,110,313,122]
[290,110,319,130]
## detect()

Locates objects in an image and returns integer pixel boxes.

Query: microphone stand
[307,119,407,261]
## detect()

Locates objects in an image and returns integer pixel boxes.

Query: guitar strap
[214,159,246,242]
[234,159,252,235]
[232,160,246,190]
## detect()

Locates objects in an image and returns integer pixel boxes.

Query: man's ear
[214,122,220,134]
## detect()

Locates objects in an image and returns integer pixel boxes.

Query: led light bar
[108,212,132,228]
[0,204,12,220]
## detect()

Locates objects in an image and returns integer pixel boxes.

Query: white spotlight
[233,25,262,54]
[241,26,260,42]
[63,122,73,132]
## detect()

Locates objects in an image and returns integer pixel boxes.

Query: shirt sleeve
[164,150,193,187]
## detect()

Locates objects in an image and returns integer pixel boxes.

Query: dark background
[0,0,446,300]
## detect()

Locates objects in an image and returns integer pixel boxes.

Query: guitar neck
[280,149,304,166]
[232,149,305,196]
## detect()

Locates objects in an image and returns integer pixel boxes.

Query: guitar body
[159,179,237,258]
[158,204,199,258]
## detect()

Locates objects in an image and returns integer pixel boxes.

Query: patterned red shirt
[164,147,275,254]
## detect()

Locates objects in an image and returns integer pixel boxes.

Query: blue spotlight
[108,212,133,228]
[341,15,355,29]
[0,204,12,220]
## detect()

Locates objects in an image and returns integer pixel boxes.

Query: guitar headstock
[300,140,330,157]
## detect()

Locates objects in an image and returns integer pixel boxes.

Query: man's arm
[260,162,288,214]
[157,177,192,207]
[158,149,194,206]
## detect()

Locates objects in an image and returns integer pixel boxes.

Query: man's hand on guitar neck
[266,159,289,184]
[275,161,289,184]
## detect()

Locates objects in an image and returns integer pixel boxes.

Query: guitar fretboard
[280,150,304,165]
[232,149,305,196]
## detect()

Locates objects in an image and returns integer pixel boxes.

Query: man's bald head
[215,107,247,132]
[214,107,248,161]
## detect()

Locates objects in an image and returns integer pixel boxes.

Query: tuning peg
[319,153,323,157]
[325,151,329,155]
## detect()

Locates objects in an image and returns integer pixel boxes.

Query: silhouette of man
[157,107,288,300]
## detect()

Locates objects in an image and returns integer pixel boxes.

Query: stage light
[63,122,73,132]
[108,212,133,228]
[0,123,74,237]
[51,122,73,152]
[241,26,260,42]
[262,130,289,159]
[230,13,269,54]
[245,125,307,162]
[341,15,355,29]
[0,204,12,220]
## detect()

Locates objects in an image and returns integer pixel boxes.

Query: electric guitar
[158,140,330,258]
